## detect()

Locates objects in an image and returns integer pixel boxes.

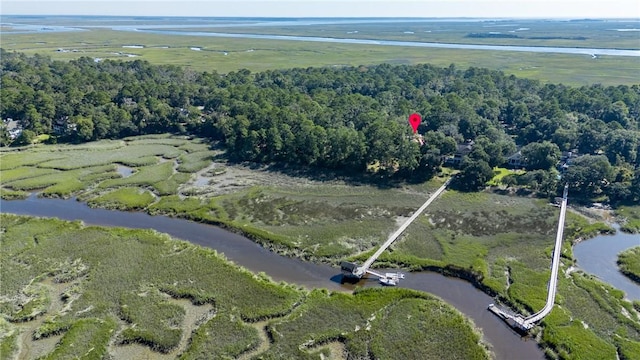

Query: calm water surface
[573,226,640,301]
[1,195,545,359]
[133,29,640,57]
[115,165,135,178]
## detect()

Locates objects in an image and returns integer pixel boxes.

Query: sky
[2,0,639,19]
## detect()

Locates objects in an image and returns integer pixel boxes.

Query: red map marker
[408,113,421,134]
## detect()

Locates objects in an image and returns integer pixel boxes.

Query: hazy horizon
[2,1,639,19]
[3,15,640,20]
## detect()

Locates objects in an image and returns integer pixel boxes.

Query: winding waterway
[1,195,543,360]
[4,195,639,358]
[3,20,639,57]
[130,29,640,57]
[573,225,640,301]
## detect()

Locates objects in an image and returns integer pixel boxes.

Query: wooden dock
[342,179,450,286]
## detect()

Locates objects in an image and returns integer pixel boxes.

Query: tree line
[1,49,638,202]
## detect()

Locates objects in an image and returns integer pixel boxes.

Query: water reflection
[116,165,135,178]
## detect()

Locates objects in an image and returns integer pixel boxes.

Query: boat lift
[341,179,450,286]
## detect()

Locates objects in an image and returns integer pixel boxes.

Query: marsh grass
[383,189,640,360]
[177,150,217,173]
[148,195,207,216]
[123,135,191,146]
[155,172,193,195]
[392,217,446,260]
[263,219,394,258]
[1,165,112,197]
[0,151,66,171]
[617,206,640,234]
[367,297,488,360]
[178,140,214,154]
[538,270,640,360]
[541,320,617,360]
[163,20,640,50]
[2,173,59,191]
[261,287,489,359]
[211,184,429,259]
[397,192,561,291]
[118,290,185,353]
[565,212,616,240]
[267,184,425,208]
[98,162,174,190]
[88,187,156,210]
[0,138,211,199]
[1,137,637,359]
[179,311,261,359]
[616,337,640,360]
[0,318,19,360]
[2,28,639,86]
[35,144,178,169]
[0,214,301,355]
[146,195,226,225]
[0,214,490,359]
[41,165,118,197]
[42,318,117,360]
[0,167,60,183]
[6,283,50,322]
[0,188,29,200]
[617,247,640,284]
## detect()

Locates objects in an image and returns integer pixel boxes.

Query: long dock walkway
[354,178,451,277]
[523,184,569,326]
[489,184,569,331]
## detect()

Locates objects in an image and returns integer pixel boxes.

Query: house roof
[507,151,523,160]
[456,141,474,155]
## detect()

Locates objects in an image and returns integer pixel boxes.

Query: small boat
[379,277,398,286]
[380,272,403,286]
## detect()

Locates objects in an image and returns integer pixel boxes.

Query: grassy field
[2,28,639,86]
[618,247,640,285]
[0,214,490,359]
[487,167,525,186]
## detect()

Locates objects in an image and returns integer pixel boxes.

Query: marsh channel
[573,225,640,301]
[3,21,640,57]
[12,194,640,359]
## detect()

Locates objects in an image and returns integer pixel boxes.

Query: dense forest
[1,49,639,202]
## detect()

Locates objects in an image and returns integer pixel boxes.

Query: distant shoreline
[3,14,640,22]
